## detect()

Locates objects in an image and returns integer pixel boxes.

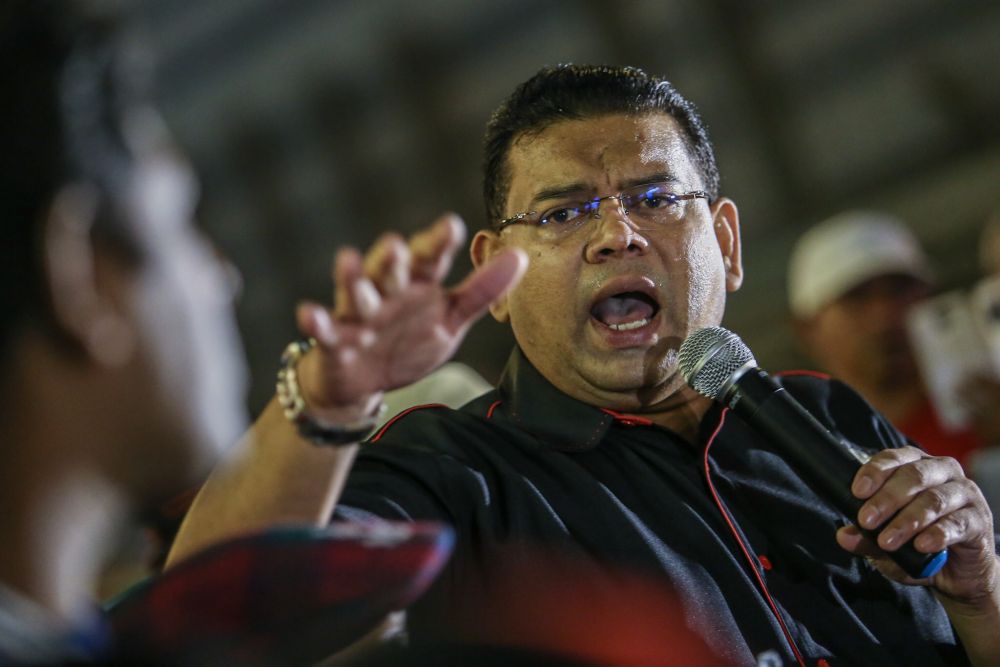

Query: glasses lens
[538,201,590,230]
[621,183,683,223]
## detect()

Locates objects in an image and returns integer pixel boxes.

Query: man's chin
[575,359,682,405]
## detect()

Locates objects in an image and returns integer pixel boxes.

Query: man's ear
[470,229,511,322]
[710,197,743,292]
[43,185,137,367]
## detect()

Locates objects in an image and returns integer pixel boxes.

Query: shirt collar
[494,347,721,452]
[496,347,615,452]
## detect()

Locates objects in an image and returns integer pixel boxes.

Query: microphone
[677,326,948,580]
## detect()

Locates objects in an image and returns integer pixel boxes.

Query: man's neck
[637,391,714,445]
[583,380,713,445]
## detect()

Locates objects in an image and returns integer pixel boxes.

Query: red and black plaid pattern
[106,522,453,665]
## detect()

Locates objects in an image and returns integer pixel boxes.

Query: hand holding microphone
[678,326,949,579]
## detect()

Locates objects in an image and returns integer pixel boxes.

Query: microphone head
[678,326,757,400]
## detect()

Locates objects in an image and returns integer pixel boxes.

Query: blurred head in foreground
[0,0,247,640]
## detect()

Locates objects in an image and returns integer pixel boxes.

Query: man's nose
[583,199,649,262]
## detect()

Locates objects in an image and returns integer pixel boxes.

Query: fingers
[835,526,911,580]
[851,446,926,500]
[871,479,976,552]
[446,248,528,330]
[333,247,381,321]
[333,214,465,322]
[913,505,991,553]
[364,233,411,297]
[853,448,988,554]
[836,525,882,559]
[410,213,466,283]
[296,301,337,347]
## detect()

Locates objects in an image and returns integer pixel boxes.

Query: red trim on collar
[599,408,654,427]
[486,400,502,419]
[702,407,807,667]
[369,404,448,443]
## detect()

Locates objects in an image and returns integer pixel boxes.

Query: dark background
[132,0,1000,414]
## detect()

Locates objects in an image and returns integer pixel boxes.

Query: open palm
[294,214,525,414]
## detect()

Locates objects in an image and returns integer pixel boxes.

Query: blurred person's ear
[43,185,137,368]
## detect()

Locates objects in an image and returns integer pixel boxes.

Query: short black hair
[483,64,720,226]
[0,1,147,355]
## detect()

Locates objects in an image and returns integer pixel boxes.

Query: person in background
[960,209,1000,527]
[788,210,987,469]
[961,208,1000,447]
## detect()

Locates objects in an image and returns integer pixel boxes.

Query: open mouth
[590,291,661,331]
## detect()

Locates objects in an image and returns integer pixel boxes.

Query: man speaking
[170,65,999,665]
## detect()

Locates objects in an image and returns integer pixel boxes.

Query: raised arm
[166,214,526,566]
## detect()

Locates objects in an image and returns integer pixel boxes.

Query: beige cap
[787,210,932,318]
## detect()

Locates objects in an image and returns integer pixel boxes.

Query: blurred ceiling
[133,0,1000,412]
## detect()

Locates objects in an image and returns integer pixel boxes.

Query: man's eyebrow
[529,182,589,207]
[623,173,680,188]
[528,173,682,207]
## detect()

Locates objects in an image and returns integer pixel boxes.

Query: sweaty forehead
[505,113,700,210]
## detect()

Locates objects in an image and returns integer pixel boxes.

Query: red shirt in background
[898,397,984,471]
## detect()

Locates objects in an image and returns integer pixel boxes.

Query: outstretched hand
[292,213,526,419]
[835,446,999,604]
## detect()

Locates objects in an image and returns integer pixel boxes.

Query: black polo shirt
[338,348,967,666]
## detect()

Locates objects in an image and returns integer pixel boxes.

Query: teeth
[608,318,648,331]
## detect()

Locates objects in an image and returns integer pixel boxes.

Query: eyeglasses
[495,182,709,240]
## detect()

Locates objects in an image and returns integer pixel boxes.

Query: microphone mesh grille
[677,326,756,400]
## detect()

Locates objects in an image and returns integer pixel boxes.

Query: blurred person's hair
[482,64,720,226]
[0,0,150,362]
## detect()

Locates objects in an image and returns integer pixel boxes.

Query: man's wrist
[934,555,1000,615]
[276,338,386,446]
[305,392,386,428]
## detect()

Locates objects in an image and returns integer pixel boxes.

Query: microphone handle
[725,368,948,580]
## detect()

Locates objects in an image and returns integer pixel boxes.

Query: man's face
[474,112,742,411]
[119,114,249,489]
[801,274,930,391]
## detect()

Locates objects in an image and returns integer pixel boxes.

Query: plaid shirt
[106,522,452,665]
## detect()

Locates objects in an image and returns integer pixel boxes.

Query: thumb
[837,525,912,581]
[836,525,873,556]
[446,248,527,330]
